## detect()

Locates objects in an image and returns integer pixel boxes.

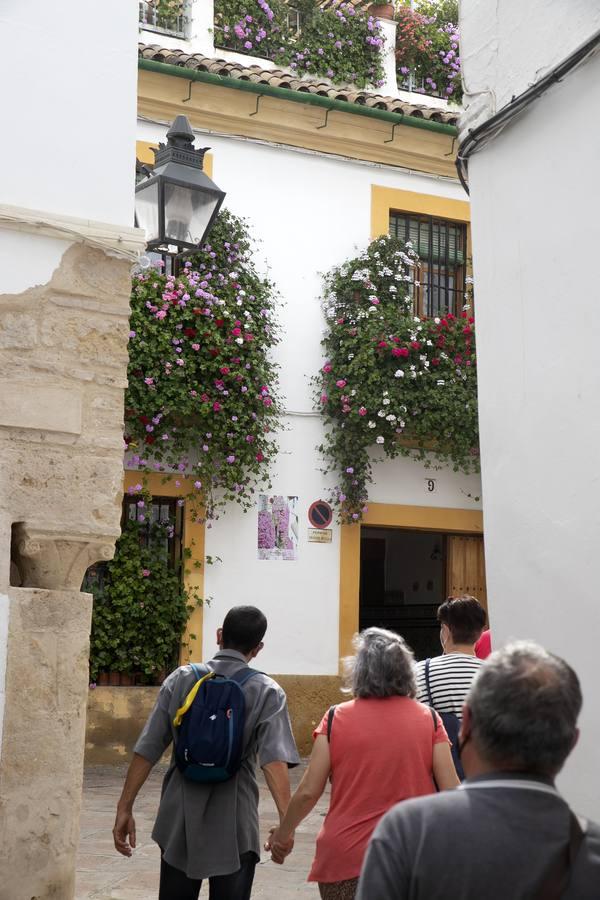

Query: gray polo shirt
[357,773,600,899]
[134,650,300,879]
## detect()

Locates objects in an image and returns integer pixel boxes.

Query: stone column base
[0,588,92,900]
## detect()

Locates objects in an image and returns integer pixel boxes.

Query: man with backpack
[415,595,487,778]
[357,642,600,899]
[113,605,300,900]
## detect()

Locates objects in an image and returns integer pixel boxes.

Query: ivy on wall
[88,515,199,681]
[315,234,478,522]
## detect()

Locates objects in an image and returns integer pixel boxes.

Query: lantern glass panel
[134,180,160,244]
[164,182,221,248]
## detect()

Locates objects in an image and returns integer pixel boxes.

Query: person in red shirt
[475,629,492,659]
[266,628,459,900]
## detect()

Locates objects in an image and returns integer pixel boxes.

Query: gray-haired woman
[266,628,458,900]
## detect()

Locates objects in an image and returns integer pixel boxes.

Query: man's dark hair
[221,606,267,654]
[468,641,582,777]
[437,595,486,644]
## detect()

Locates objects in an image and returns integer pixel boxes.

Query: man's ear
[216,627,223,647]
[459,704,472,742]
[571,727,580,753]
[250,641,264,660]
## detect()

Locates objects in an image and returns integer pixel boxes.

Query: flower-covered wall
[134,118,480,677]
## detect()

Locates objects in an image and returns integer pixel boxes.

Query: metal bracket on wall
[445,135,457,157]
[182,80,193,103]
[249,94,264,117]
[317,108,332,130]
[384,121,403,144]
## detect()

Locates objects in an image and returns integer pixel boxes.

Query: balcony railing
[139,0,189,38]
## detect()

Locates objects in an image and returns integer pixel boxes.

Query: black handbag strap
[326,705,337,742]
[533,811,585,900]
[424,658,435,707]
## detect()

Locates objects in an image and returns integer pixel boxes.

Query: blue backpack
[173,663,261,783]
[424,658,465,781]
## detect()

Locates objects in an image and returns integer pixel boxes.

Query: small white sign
[425,478,437,494]
[308,528,333,544]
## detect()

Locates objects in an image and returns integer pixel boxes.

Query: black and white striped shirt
[415,653,483,720]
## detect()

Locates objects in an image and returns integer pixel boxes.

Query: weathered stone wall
[0,242,132,898]
[2,244,131,591]
[0,589,93,900]
[85,675,344,764]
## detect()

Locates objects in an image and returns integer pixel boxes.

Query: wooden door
[446,535,487,613]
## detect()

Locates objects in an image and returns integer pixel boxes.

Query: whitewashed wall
[0,0,139,757]
[0,0,137,226]
[460,0,600,129]
[136,120,481,674]
[465,32,600,817]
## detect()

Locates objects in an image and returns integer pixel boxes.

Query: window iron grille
[389,211,467,318]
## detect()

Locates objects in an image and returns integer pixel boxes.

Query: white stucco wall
[460,0,600,128]
[0,1,139,758]
[0,0,137,227]
[136,120,481,675]
[467,50,600,817]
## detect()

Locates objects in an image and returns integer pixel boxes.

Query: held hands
[264,825,294,864]
[113,806,137,857]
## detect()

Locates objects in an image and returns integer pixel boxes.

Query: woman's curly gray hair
[343,627,417,699]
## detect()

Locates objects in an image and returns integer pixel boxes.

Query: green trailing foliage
[315,234,478,522]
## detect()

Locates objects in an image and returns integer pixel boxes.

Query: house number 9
[426,479,436,493]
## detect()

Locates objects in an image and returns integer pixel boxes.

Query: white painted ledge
[0,205,147,261]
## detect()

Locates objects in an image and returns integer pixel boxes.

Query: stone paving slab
[76,765,324,899]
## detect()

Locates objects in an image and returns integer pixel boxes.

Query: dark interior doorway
[359,527,446,661]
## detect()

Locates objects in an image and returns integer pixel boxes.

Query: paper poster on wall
[257,495,299,561]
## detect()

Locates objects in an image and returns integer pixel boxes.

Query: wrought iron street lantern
[135,115,226,254]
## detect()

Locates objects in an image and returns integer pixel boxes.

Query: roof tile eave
[138,44,461,125]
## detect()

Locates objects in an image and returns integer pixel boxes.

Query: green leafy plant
[214,0,385,89]
[396,0,462,101]
[315,234,478,522]
[88,516,200,681]
[125,209,280,520]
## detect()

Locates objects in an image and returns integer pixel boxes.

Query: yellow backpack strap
[173,668,215,727]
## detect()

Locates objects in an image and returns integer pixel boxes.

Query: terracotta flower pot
[369,3,395,19]
[97,672,110,686]
[108,671,121,687]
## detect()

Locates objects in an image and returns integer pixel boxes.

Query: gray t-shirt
[134,650,300,879]
[357,774,600,900]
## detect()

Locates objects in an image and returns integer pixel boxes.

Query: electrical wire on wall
[457,26,600,193]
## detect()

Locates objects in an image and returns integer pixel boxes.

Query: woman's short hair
[343,627,417,699]
[437,595,487,645]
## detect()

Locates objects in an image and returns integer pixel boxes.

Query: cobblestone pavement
[76,764,325,899]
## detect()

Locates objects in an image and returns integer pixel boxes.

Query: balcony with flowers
[137,0,462,105]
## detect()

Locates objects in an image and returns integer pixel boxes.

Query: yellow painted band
[371,184,470,240]
[339,503,484,667]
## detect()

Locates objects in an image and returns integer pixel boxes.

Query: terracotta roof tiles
[139,44,460,127]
